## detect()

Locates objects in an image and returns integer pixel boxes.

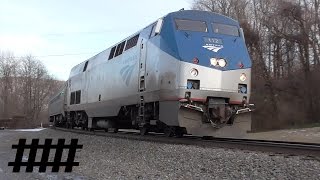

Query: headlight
[190,68,198,77]
[240,73,247,81]
[240,86,247,93]
[210,58,227,67]
[218,58,227,67]
[210,58,218,66]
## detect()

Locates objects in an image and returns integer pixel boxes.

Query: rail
[53,127,320,157]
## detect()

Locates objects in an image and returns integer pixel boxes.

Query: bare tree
[0,51,19,118]
[18,55,59,126]
[0,51,62,127]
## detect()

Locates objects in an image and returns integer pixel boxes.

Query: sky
[0,0,191,80]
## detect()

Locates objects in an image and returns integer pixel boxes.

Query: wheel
[81,123,87,130]
[53,119,58,127]
[57,115,61,125]
[175,131,184,138]
[174,127,184,138]
[164,126,174,137]
[140,125,149,136]
[112,128,118,133]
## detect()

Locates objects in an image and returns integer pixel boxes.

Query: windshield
[212,23,239,36]
[175,19,207,32]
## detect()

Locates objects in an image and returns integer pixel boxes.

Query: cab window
[212,23,239,36]
[175,19,207,32]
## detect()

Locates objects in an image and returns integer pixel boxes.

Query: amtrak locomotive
[49,10,253,137]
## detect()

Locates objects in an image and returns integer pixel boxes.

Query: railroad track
[53,127,320,157]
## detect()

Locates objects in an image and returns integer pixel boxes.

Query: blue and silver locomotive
[49,10,253,137]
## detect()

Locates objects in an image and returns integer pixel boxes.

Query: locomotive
[49,10,253,137]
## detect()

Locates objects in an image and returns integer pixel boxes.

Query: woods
[0,51,63,127]
[193,0,320,130]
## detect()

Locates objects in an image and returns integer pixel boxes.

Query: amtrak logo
[120,65,135,86]
[202,44,224,52]
[202,37,224,52]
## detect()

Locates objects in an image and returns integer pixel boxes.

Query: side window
[83,61,89,72]
[125,34,140,50]
[150,19,163,38]
[149,24,156,38]
[70,92,75,105]
[114,41,126,57]
[108,46,116,60]
[108,34,140,60]
[75,90,81,104]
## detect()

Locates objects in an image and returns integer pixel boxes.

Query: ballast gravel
[0,129,319,180]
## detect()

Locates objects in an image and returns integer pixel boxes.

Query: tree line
[193,0,320,130]
[0,51,63,127]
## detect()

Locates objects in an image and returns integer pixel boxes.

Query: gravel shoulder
[247,127,320,143]
[0,128,319,180]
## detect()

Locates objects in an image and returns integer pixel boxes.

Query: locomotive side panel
[84,48,140,117]
[67,61,87,109]
[79,25,156,118]
[157,44,182,126]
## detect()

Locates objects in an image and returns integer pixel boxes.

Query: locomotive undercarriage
[50,97,252,138]
[117,102,187,137]
[50,102,187,137]
[51,111,88,130]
